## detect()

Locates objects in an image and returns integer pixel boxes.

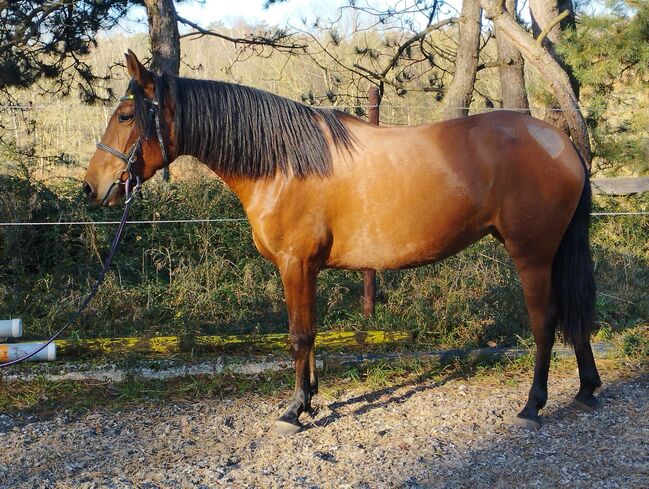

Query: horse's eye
[118,113,134,123]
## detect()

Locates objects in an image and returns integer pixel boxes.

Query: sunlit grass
[0,176,647,351]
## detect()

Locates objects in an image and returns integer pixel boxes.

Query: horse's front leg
[274,258,318,435]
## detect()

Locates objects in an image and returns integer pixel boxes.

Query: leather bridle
[0,89,170,368]
[95,91,170,205]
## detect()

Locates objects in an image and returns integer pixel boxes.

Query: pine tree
[558,0,649,174]
[0,1,133,103]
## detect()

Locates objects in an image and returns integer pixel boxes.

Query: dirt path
[1,358,647,489]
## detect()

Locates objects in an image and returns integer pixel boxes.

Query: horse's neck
[211,170,258,211]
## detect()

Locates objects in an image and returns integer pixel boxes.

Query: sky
[121,0,611,34]
[174,0,344,27]
[122,0,461,32]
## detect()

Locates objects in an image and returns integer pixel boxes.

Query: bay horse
[84,50,601,434]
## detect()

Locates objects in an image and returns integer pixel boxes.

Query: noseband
[95,92,170,203]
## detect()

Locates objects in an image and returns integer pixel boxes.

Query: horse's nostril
[82,182,96,199]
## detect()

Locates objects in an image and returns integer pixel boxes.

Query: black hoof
[273,416,303,435]
[571,395,599,412]
[513,413,542,430]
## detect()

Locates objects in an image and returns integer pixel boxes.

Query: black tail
[551,159,596,346]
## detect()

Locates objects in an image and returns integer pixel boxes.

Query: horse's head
[83,50,171,206]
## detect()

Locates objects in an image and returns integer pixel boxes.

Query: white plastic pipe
[0,319,22,338]
[0,342,56,362]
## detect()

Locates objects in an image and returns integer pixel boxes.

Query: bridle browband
[95,89,170,204]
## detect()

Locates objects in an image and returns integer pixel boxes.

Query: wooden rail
[591,177,649,195]
[54,330,412,358]
[3,342,623,384]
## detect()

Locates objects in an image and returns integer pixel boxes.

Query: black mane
[130,75,355,179]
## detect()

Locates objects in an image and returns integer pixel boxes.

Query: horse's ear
[125,49,154,93]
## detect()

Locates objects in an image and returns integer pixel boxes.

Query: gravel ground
[0,358,647,489]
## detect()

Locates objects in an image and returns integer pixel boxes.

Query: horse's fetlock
[289,331,315,351]
[529,384,548,409]
[579,369,601,391]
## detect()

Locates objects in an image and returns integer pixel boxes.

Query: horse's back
[323,111,585,269]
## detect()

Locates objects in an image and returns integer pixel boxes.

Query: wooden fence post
[363,86,381,318]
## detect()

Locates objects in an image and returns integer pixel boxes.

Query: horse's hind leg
[513,259,557,429]
[571,339,601,411]
[273,258,318,435]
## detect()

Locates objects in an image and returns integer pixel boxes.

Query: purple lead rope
[0,195,132,368]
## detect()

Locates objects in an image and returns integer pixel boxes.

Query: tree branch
[379,17,458,78]
[535,9,570,48]
[481,0,592,166]
[351,16,457,92]
[476,60,501,71]
[177,15,307,51]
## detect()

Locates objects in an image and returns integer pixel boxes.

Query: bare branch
[535,9,570,48]
[379,17,458,79]
[177,15,307,51]
[476,60,501,71]
[481,0,591,165]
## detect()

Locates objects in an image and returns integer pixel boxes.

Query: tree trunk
[143,0,180,180]
[480,0,591,168]
[144,0,180,75]
[530,0,576,80]
[495,0,529,113]
[529,0,578,131]
[443,0,482,120]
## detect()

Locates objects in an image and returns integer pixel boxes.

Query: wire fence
[0,211,647,228]
[0,104,644,113]
[0,218,248,226]
[1,102,647,224]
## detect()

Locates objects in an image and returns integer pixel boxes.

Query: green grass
[0,356,501,416]
[0,173,647,350]
[2,335,645,417]
[619,325,649,358]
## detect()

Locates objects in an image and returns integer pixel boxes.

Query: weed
[0,174,647,351]
[620,326,649,358]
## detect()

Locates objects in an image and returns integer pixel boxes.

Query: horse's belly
[326,213,487,270]
[322,135,494,269]
[326,243,442,270]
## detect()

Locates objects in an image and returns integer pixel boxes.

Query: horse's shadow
[304,367,465,430]
[303,359,644,433]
